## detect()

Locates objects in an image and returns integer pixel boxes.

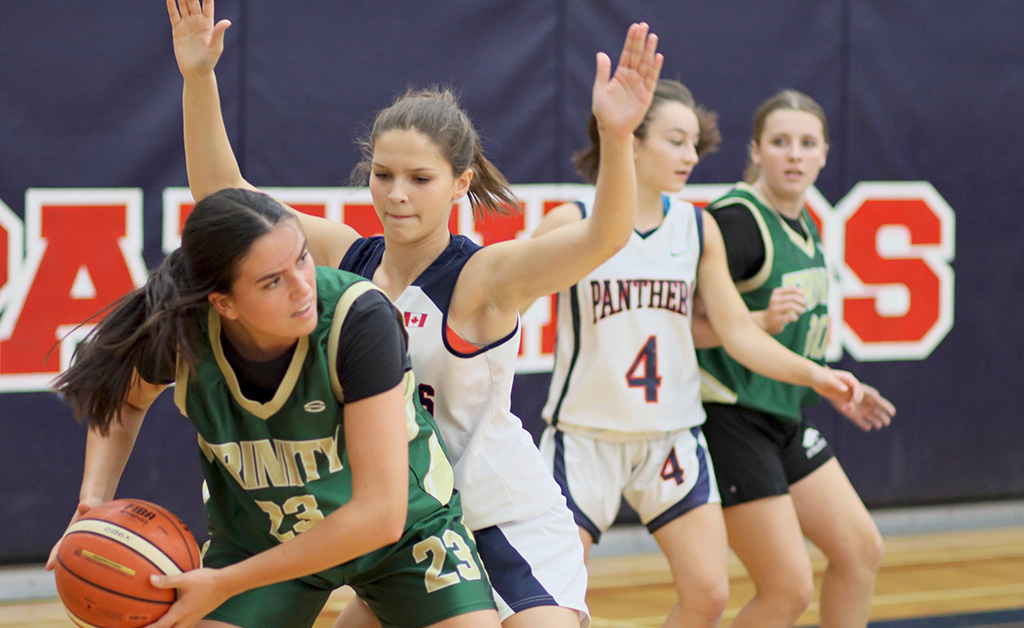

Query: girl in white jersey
[168,1,663,625]
[527,80,864,628]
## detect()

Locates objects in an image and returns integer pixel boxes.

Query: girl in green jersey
[48,189,501,628]
[695,91,896,628]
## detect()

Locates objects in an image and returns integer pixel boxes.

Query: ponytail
[53,188,294,434]
[466,142,518,219]
[52,250,206,434]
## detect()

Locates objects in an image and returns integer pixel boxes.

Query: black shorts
[702,403,834,508]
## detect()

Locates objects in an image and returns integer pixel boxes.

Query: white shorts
[539,425,720,543]
[474,500,590,627]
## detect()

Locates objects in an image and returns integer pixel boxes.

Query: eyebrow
[371,163,439,173]
[254,241,309,284]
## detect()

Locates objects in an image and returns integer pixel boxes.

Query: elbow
[367,498,407,549]
[380,501,407,545]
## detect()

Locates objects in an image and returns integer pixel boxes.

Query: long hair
[52,188,296,434]
[573,79,722,184]
[744,89,829,183]
[353,87,519,220]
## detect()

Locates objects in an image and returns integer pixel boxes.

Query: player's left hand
[591,22,664,138]
[831,383,895,431]
[167,0,232,79]
[810,367,863,414]
[148,567,232,628]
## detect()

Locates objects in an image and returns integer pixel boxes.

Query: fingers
[45,543,60,571]
[166,0,181,24]
[151,574,178,589]
[593,52,611,89]
[185,0,204,18]
[616,23,644,77]
[639,32,663,87]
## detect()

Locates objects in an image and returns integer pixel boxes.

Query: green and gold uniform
[174,266,494,628]
[697,182,831,422]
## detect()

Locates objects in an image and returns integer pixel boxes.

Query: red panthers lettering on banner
[0,183,956,391]
[0,190,147,389]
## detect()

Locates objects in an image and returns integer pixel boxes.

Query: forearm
[215,495,406,597]
[587,131,637,256]
[79,408,146,503]
[719,319,821,388]
[182,70,250,200]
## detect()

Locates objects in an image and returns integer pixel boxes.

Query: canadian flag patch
[404,311,428,328]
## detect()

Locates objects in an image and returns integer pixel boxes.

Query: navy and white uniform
[341,235,589,625]
[539,194,720,542]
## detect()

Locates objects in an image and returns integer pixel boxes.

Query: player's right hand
[46,499,103,571]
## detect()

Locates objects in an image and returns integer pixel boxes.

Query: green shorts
[202,504,496,628]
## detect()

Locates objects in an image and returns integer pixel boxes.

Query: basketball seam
[55,554,173,605]
[66,522,185,575]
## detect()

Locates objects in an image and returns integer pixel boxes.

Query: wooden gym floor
[2,518,1022,627]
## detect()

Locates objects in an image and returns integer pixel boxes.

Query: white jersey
[341,236,565,531]
[542,194,707,434]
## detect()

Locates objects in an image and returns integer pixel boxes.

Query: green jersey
[174,266,456,588]
[697,183,831,422]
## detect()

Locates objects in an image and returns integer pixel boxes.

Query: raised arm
[167,0,358,268]
[697,211,862,408]
[456,23,662,337]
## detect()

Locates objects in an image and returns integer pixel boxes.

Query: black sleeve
[711,203,766,282]
[335,289,411,403]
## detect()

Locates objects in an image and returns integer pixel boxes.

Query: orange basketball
[54,498,202,628]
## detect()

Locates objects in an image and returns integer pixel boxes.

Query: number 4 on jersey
[625,335,661,402]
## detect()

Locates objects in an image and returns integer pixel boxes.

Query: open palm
[167,0,232,77]
[591,23,664,137]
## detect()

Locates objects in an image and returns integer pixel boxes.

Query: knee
[831,527,885,577]
[757,575,814,621]
[679,576,729,623]
[696,579,731,620]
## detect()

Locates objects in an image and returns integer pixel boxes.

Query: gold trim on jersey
[740,182,818,259]
[719,195,775,294]
[699,367,739,405]
[207,308,309,420]
[174,353,188,417]
[327,281,381,404]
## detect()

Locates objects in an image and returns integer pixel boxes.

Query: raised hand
[166,0,232,78]
[832,383,895,431]
[591,22,664,138]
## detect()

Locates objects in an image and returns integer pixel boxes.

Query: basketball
[53,499,202,628]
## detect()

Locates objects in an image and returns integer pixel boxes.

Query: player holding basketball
[527,80,863,628]
[694,90,894,628]
[167,0,663,625]
[48,189,501,628]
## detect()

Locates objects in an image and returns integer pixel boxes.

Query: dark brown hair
[573,79,721,184]
[52,188,297,434]
[353,87,519,220]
